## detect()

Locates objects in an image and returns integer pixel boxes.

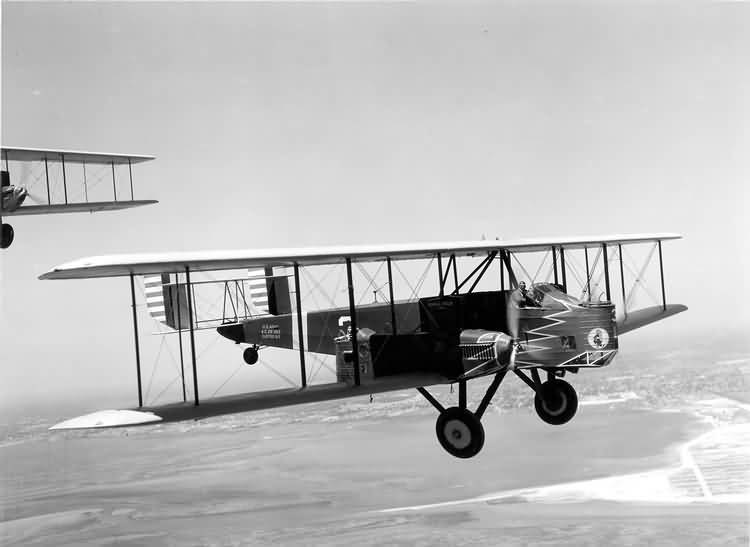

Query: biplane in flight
[41,233,686,459]
[1,146,157,249]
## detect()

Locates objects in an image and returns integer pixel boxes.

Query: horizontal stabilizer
[49,409,162,430]
[616,304,687,335]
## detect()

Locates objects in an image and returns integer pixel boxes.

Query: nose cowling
[217,323,245,344]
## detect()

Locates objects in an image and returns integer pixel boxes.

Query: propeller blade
[25,188,45,204]
[507,296,520,340]
[509,342,517,370]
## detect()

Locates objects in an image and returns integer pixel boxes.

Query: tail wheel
[435,407,485,459]
[534,379,578,425]
[243,347,259,365]
[1,223,14,249]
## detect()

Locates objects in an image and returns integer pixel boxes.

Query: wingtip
[49,409,162,430]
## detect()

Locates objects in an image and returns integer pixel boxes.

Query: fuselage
[217,284,618,379]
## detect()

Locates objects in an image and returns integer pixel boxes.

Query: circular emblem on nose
[587,328,609,349]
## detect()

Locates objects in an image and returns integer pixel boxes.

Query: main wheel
[1,223,14,249]
[534,379,578,425]
[435,407,485,459]
[243,347,259,365]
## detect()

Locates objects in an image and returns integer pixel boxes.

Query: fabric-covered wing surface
[1,146,155,164]
[39,233,681,280]
[2,200,158,216]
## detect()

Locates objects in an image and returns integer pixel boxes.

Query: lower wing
[2,200,157,216]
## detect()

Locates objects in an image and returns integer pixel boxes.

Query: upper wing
[2,200,158,217]
[40,233,680,280]
[1,146,155,164]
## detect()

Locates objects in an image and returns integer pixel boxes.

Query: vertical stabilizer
[246,266,292,316]
[247,269,269,313]
[144,274,191,330]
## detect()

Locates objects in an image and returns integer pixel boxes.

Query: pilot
[513,281,533,308]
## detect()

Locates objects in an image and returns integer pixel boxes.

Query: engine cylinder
[459,329,512,375]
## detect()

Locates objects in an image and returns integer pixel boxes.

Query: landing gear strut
[1,223,13,249]
[418,370,507,459]
[243,345,259,365]
[419,368,580,458]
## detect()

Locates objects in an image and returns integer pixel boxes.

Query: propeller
[506,288,523,369]
[16,162,48,204]
[22,187,46,204]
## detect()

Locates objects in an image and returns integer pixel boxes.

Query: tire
[435,407,485,459]
[243,347,259,365]
[1,224,14,249]
[534,379,578,425]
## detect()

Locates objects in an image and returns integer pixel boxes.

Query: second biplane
[1,146,157,249]
[41,234,686,459]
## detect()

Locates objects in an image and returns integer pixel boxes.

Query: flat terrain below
[2,347,749,546]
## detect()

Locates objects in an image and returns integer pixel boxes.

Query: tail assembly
[143,267,293,335]
[217,267,294,349]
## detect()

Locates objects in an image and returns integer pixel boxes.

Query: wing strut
[552,247,559,285]
[658,240,666,311]
[185,267,200,405]
[82,161,88,202]
[560,247,567,292]
[44,157,51,205]
[602,243,611,301]
[128,158,134,200]
[386,257,397,334]
[500,250,518,289]
[111,162,117,201]
[61,154,68,204]
[129,273,144,408]
[293,263,307,387]
[451,251,497,295]
[584,246,591,300]
[175,274,187,402]
[437,253,444,297]
[618,244,627,318]
[345,258,361,386]
[437,253,457,296]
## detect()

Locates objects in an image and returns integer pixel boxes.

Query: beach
[2,362,749,547]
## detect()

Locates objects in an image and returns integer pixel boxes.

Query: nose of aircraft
[217,322,245,344]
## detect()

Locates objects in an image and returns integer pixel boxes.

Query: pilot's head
[519,281,527,292]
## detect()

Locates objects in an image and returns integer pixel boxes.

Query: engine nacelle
[459,329,512,376]
[1,169,28,212]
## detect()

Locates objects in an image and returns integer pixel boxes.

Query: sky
[1,3,748,416]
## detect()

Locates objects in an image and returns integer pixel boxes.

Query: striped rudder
[247,268,269,314]
[144,274,169,324]
[246,266,292,316]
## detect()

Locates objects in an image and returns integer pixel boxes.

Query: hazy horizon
[2,3,748,415]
